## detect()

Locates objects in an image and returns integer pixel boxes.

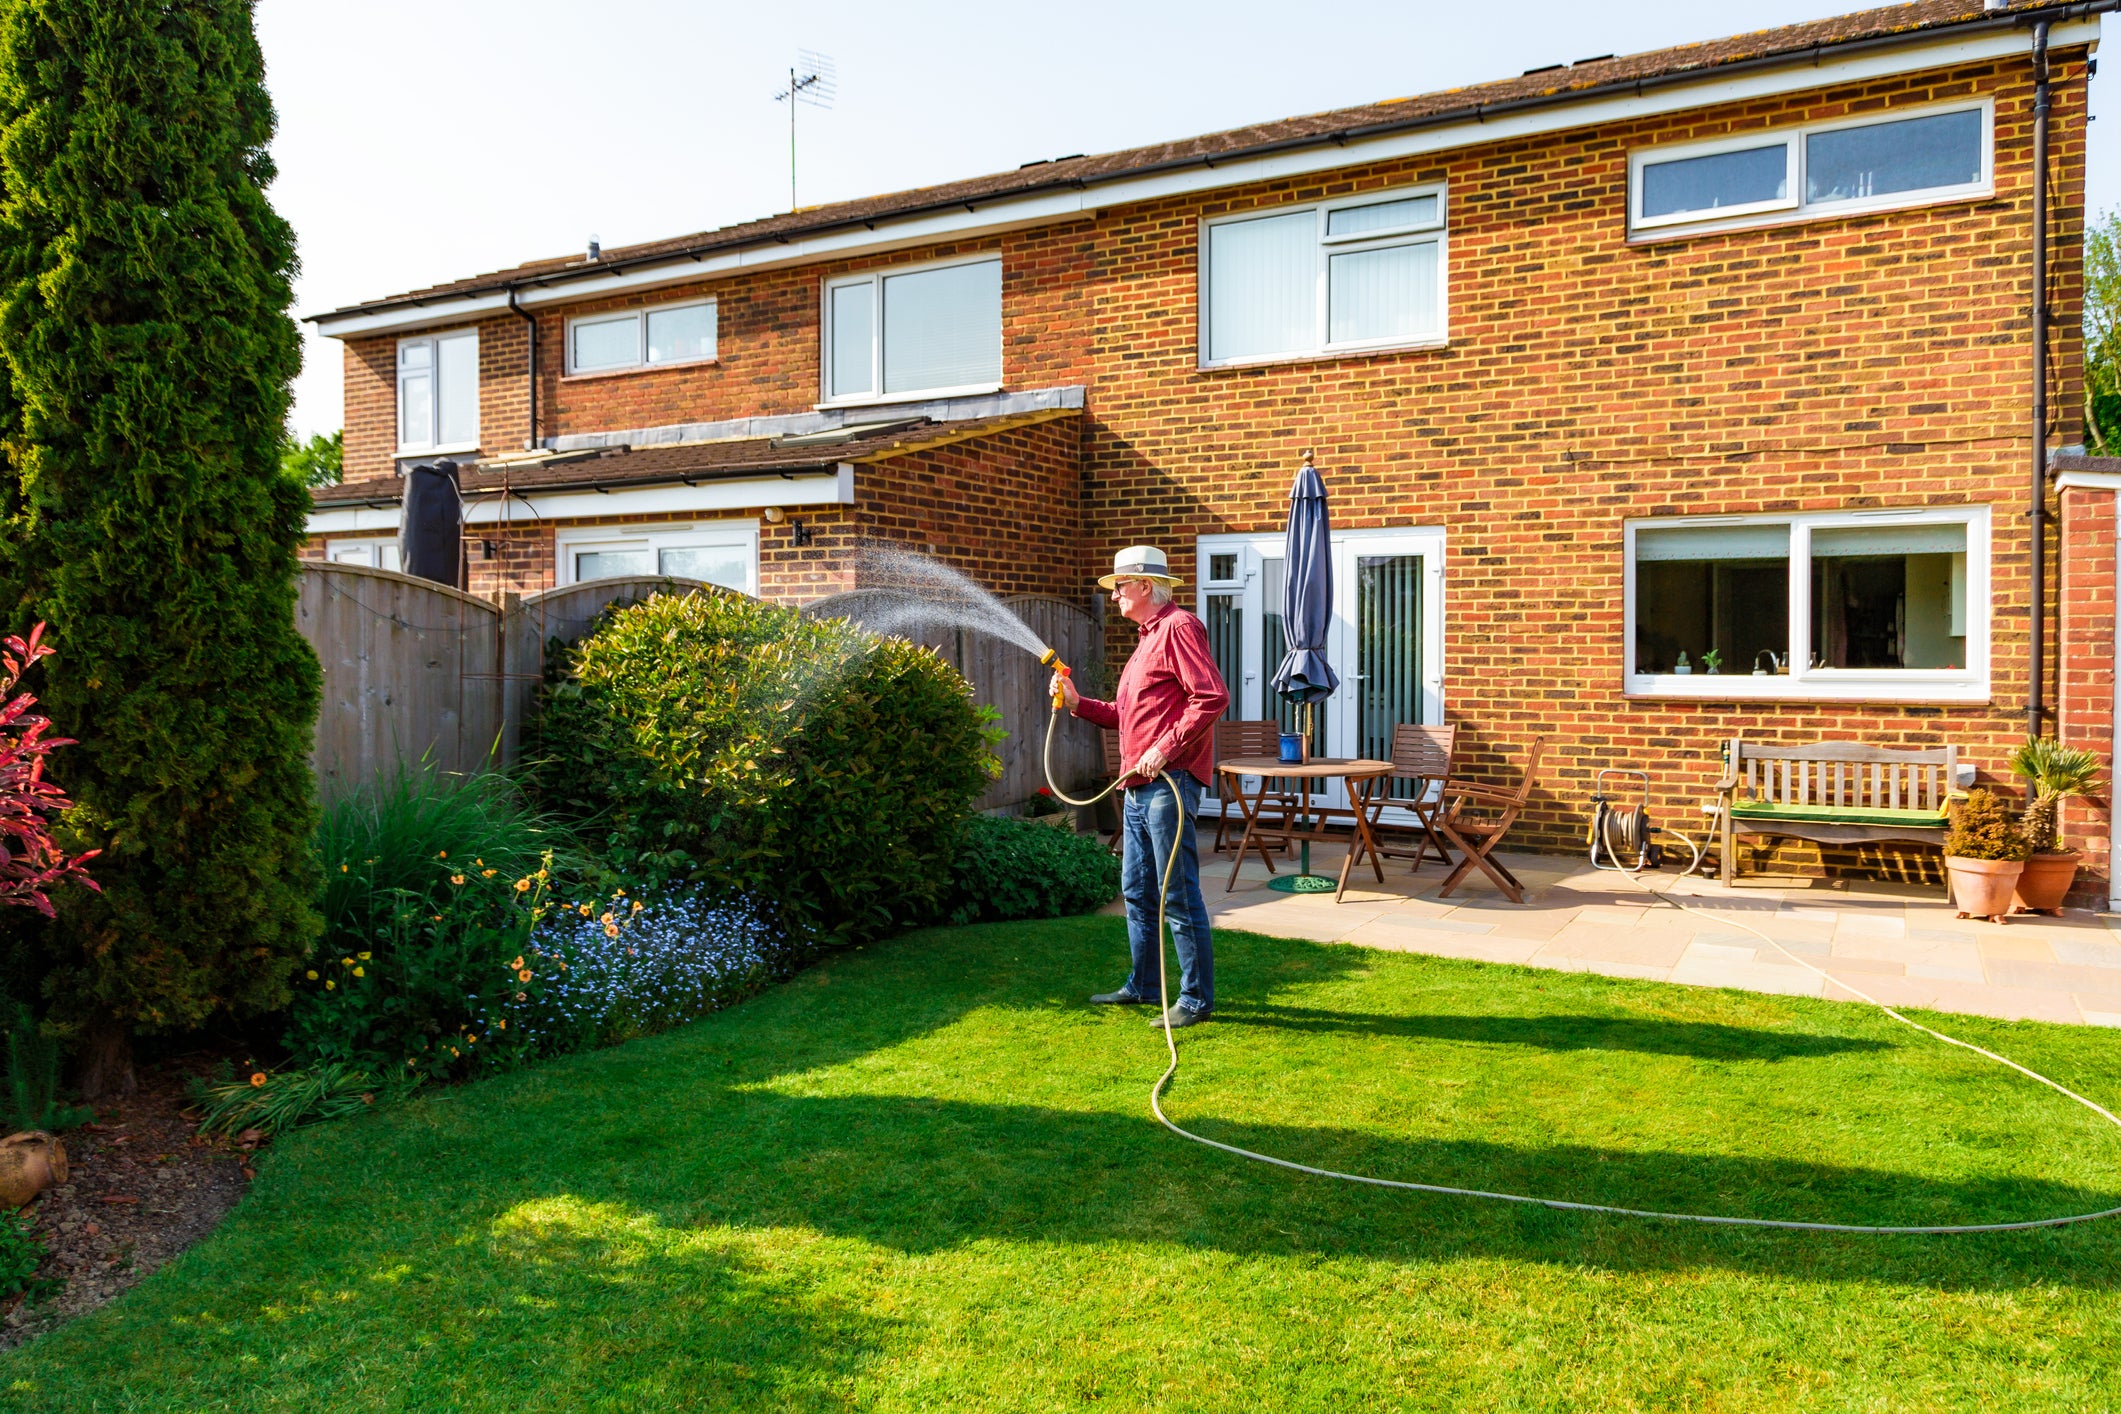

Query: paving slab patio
[1187,840,2121,1027]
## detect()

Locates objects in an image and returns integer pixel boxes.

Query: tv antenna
[773,49,836,212]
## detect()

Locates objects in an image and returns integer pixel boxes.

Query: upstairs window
[1630,101,1989,236]
[1625,507,1988,702]
[823,256,1002,403]
[1202,187,1446,365]
[397,329,478,454]
[567,299,717,374]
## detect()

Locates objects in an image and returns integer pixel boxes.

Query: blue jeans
[1120,772,1213,1013]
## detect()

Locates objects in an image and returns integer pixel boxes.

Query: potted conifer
[2007,737,2103,914]
[1944,787,2029,923]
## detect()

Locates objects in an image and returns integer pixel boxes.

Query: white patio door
[1198,526,1445,818]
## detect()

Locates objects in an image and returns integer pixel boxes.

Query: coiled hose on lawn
[1043,706,2121,1235]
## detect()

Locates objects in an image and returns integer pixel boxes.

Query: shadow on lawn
[1224,1005,1893,1060]
[623,1088,2121,1293]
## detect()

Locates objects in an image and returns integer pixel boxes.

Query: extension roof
[311,1,2089,324]
[308,408,1075,508]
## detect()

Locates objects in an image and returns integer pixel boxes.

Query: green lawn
[6,916,2121,1411]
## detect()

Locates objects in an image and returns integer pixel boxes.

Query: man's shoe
[1149,1005,1209,1029]
[1090,989,1149,1005]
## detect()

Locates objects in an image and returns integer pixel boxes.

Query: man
[1053,546,1229,1029]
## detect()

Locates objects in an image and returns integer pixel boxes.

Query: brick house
[308,1,2117,897]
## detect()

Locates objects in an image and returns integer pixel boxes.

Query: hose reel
[1588,767,1703,876]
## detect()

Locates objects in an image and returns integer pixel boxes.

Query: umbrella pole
[1269,699,1335,893]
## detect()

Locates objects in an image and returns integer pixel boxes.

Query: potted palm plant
[1943,787,2029,923]
[2007,737,2103,914]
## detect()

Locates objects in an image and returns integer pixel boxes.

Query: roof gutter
[312,4,2114,325]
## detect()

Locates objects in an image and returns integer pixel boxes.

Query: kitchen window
[1625,507,1989,701]
[567,299,717,374]
[822,255,1002,404]
[397,329,478,454]
[1201,186,1447,366]
[555,522,757,594]
[1630,101,1990,236]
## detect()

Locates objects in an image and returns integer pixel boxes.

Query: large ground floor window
[555,521,758,594]
[1625,506,1989,701]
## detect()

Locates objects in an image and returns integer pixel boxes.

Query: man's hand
[1050,671,1080,711]
[1132,745,1168,780]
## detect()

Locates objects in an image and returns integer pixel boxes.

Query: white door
[1198,527,1444,818]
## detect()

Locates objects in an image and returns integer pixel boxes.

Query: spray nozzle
[1041,648,1071,709]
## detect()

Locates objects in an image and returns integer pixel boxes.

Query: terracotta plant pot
[1946,855,2025,922]
[2012,849,2081,916]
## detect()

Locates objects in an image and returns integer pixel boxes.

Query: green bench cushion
[1730,800,1947,830]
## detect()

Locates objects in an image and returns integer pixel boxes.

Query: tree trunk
[76,1013,135,1102]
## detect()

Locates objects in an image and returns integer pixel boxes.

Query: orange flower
[450,874,465,886]
[437,850,448,859]
[482,869,497,878]
[577,904,592,917]
[511,957,525,970]
[249,1072,267,1088]
[517,968,533,982]
[603,923,620,938]
[514,878,532,893]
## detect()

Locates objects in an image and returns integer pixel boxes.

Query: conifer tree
[0,0,320,1095]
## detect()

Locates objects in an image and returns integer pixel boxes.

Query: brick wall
[326,49,2092,879]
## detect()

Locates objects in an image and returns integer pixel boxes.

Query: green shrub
[526,591,999,947]
[1944,788,2029,862]
[937,816,1120,926]
[288,765,579,1081]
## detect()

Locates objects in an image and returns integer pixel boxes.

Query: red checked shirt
[1073,601,1230,788]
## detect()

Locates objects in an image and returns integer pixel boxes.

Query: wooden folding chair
[1433,738,1546,904]
[1354,722,1457,874]
[1211,720,1296,856]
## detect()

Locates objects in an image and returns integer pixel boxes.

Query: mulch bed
[0,1064,249,1349]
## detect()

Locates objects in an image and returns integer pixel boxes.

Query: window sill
[1625,184,1994,245]
[815,383,1003,411]
[561,357,719,383]
[395,443,481,461]
[1197,337,1448,373]
[1626,673,1989,705]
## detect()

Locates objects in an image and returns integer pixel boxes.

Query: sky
[255,0,2121,441]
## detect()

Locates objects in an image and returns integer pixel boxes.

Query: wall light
[763,506,786,522]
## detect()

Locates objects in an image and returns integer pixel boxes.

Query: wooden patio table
[1216,756,1395,902]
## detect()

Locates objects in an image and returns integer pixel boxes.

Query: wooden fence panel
[299,566,1100,813]
[297,563,502,795]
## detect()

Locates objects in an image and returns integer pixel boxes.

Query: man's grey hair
[1148,581,1174,607]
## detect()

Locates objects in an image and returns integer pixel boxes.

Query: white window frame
[1623,505,1991,702]
[819,253,1004,407]
[396,328,480,456]
[1198,183,1449,369]
[326,538,402,573]
[564,298,718,376]
[554,520,759,594]
[1628,98,1994,238]
[1197,525,1447,819]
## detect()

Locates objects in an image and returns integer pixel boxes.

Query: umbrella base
[1267,874,1339,894]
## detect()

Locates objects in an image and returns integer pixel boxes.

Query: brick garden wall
[326,48,2092,883]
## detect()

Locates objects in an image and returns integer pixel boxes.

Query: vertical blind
[1328,242,1437,346]
[1358,555,1425,800]
[881,259,1002,394]
[1208,211,1314,362]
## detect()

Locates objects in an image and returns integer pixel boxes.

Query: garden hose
[1041,704,2121,1234]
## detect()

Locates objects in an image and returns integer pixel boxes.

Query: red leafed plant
[0,624,99,915]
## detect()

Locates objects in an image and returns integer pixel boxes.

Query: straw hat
[1098,545,1182,590]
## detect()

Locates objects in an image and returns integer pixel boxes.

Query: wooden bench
[1715,738,1960,886]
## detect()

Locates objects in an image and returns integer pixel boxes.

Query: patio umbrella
[1270,452,1338,704]
[1269,452,1338,892]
